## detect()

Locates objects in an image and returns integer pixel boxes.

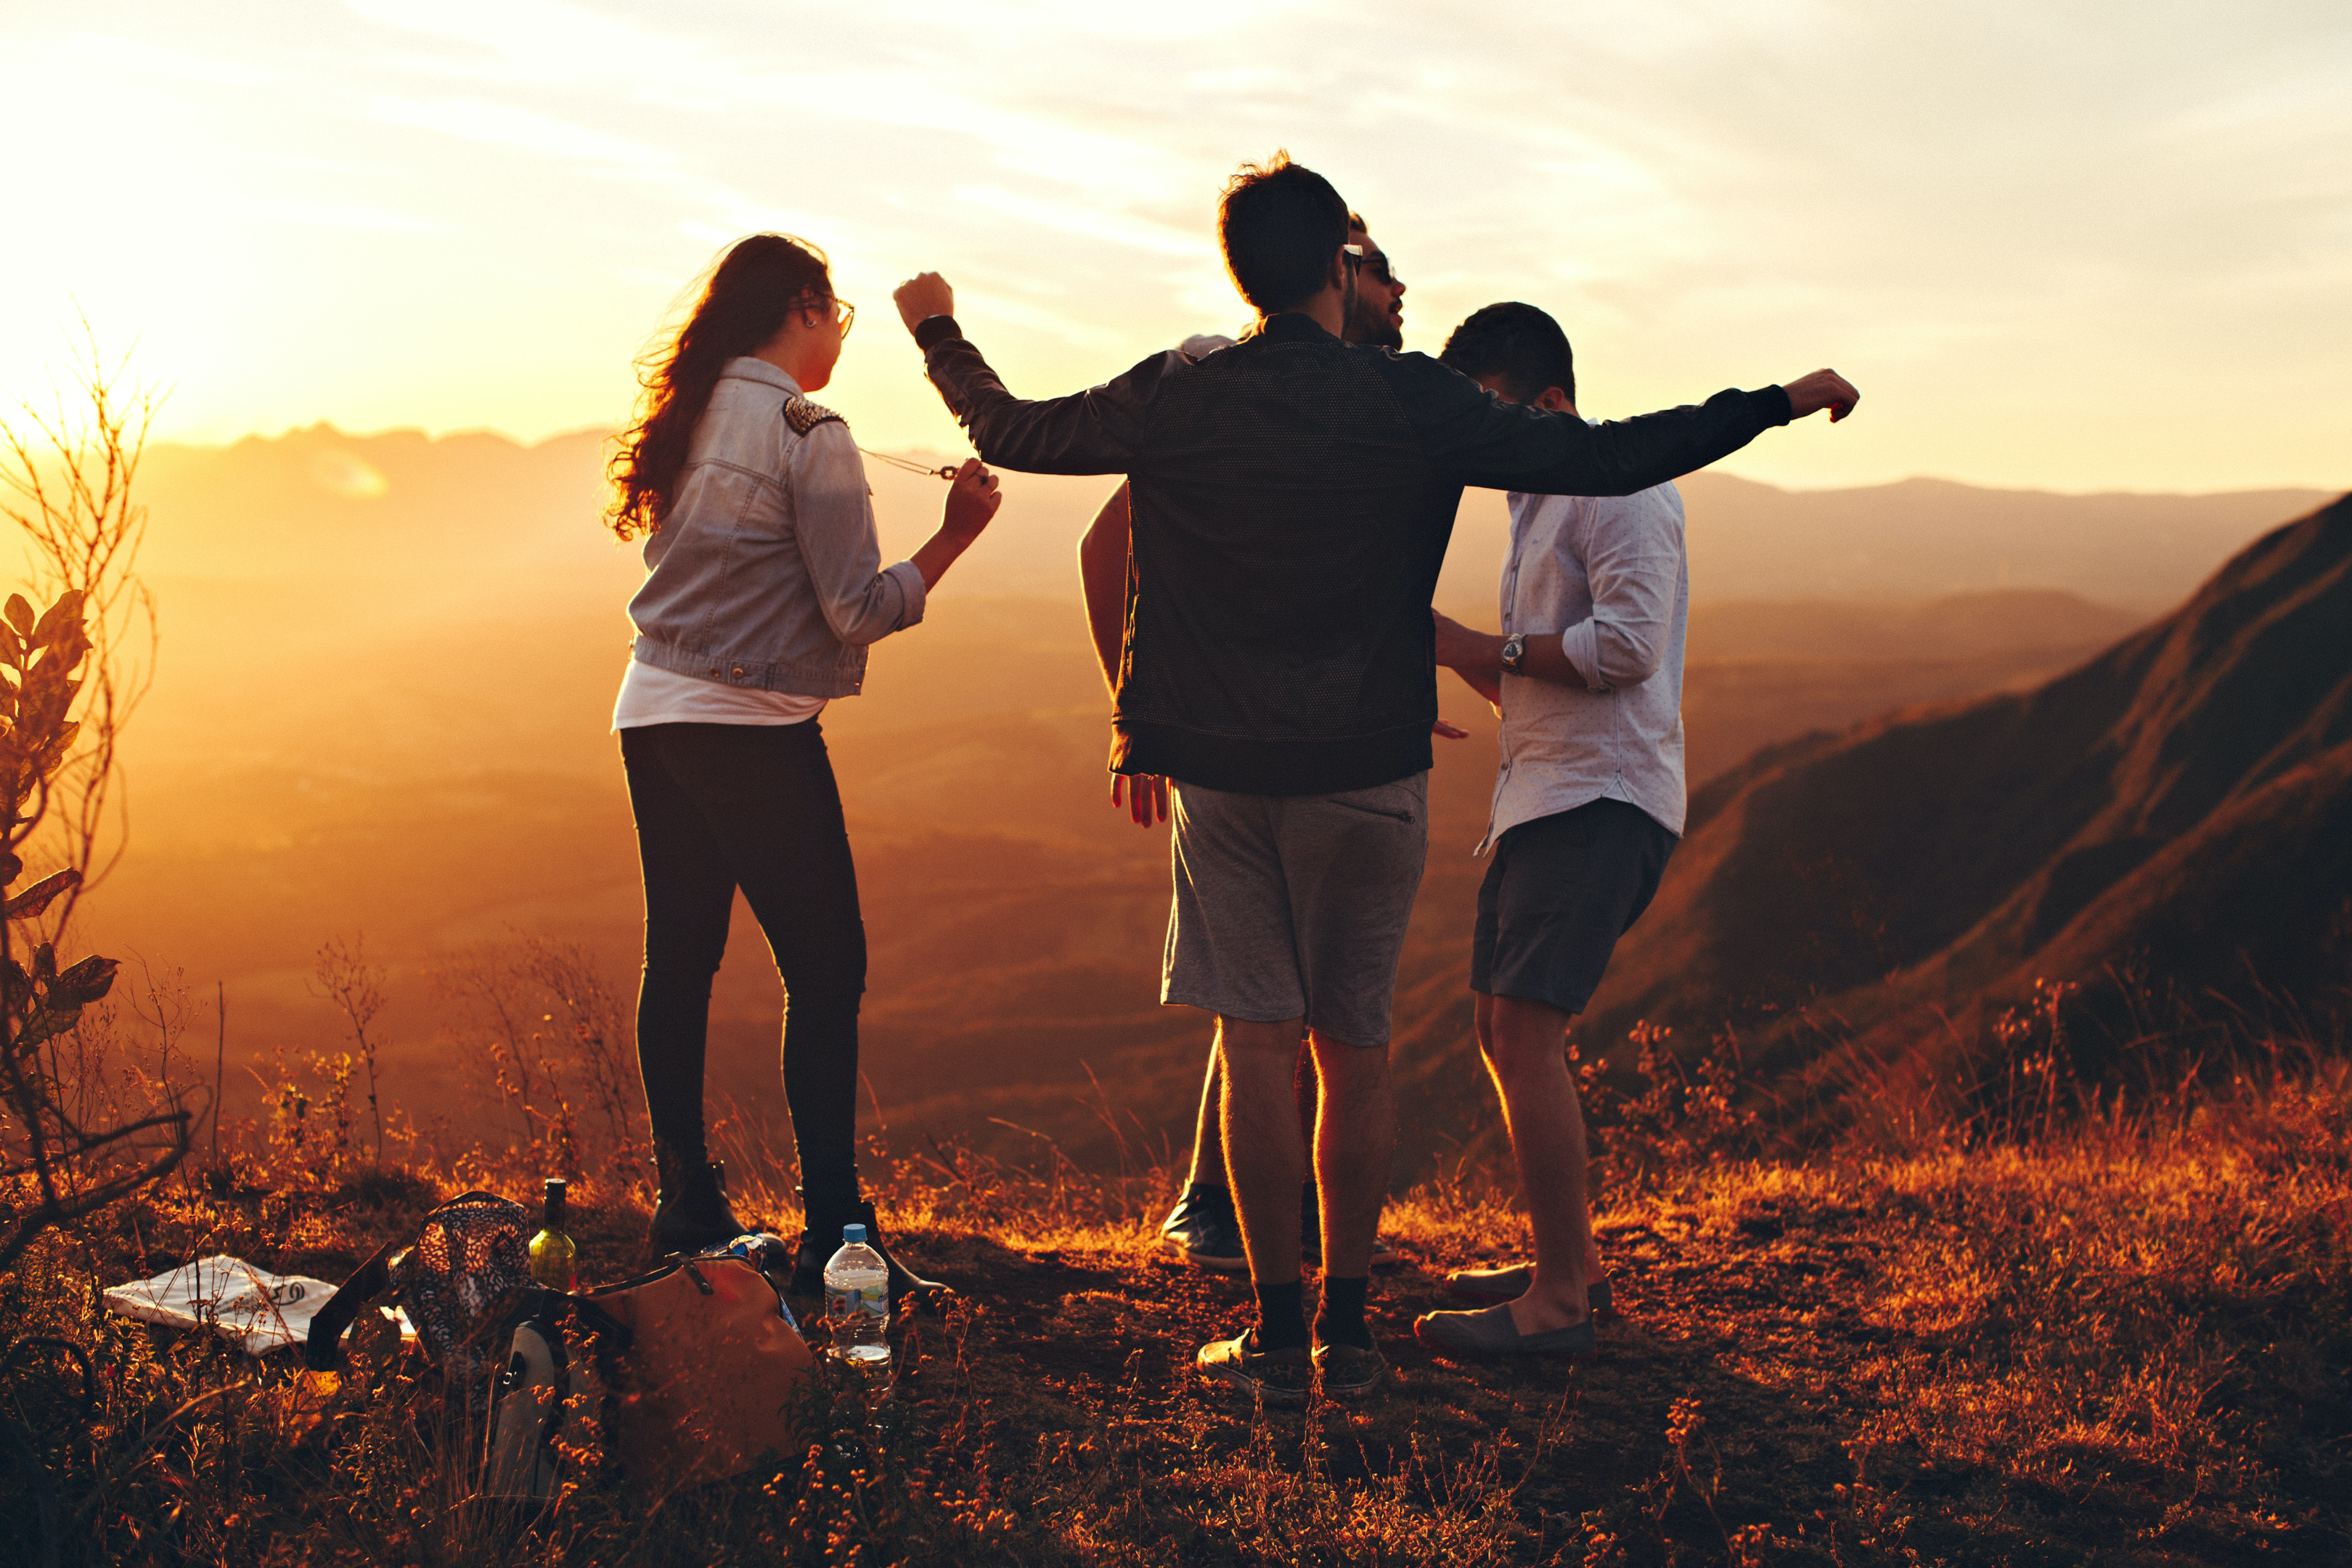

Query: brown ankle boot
[648,1138,743,1258]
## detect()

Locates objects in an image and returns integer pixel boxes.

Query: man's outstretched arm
[1398,354,1858,499]
[895,273,1175,477]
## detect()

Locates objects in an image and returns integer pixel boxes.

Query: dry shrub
[1578,1020,1767,1201]
[0,347,184,1271]
[433,938,648,1199]
[256,1046,364,1193]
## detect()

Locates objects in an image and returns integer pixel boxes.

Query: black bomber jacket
[916,311,1791,796]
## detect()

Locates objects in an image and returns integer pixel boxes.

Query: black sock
[1254,1281,1309,1351]
[1316,1275,1373,1350]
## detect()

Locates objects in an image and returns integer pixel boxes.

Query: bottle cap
[842,1223,867,1244]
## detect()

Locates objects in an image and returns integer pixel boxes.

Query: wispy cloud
[2,0,2345,489]
[58,31,272,87]
[369,97,673,169]
[229,198,446,234]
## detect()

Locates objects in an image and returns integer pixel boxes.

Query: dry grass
[1,1024,2347,1566]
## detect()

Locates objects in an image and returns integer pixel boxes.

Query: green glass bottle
[528,1177,578,1292]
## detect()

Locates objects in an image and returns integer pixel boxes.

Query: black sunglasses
[1342,244,1400,287]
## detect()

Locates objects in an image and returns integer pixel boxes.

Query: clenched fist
[943,457,1000,539]
[1782,369,1860,422]
[894,273,956,334]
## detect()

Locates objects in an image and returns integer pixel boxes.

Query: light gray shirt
[1477,473,1689,853]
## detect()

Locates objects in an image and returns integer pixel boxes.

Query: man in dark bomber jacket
[894,153,1858,1402]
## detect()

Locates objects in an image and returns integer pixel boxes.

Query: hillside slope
[1576,494,2352,1105]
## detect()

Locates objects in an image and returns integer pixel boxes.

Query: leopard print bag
[305,1191,535,1401]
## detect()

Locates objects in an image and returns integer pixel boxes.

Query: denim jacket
[629,358,926,698]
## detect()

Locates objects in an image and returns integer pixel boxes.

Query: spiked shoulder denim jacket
[628,357,926,699]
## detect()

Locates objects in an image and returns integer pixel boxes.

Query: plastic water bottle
[822,1224,890,1378]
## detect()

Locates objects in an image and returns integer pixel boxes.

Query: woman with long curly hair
[608,233,999,1301]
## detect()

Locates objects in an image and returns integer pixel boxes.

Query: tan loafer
[1414,1303,1596,1357]
[1444,1264,1613,1315]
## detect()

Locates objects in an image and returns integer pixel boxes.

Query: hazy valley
[73,422,2338,1174]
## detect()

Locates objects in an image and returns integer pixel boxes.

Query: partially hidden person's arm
[1447,656,1503,710]
[1395,355,1857,499]
[1078,480,1170,825]
[1432,611,1522,695]
[1078,481,1131,700]
[894,274,1172,476]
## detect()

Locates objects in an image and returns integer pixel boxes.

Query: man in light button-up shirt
[1413,303,1826,1357]
[1466,464,1689,853]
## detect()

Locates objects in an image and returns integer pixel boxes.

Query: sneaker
[1312,1342,1386,1400]
[1196,1330,1312,1407]
[1161,1184,1247,1273]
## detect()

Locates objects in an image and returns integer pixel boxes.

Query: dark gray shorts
[1471,797,1678,1016]
[1161,773,1429,1048]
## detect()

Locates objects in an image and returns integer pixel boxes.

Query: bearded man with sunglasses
[895,152,1857,1405]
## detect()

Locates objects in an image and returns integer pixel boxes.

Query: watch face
[1502,634,1525,670]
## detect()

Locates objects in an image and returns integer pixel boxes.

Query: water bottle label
[827,1283,886,1323]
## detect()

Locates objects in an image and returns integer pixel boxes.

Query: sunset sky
[2,1,2346,493]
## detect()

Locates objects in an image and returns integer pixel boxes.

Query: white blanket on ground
[102,1254,417,1357]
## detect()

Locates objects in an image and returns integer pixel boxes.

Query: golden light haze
[3,1,2347,493]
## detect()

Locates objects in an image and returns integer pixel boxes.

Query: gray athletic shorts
[1161,772,1429,1048]
[1471,797,1678,1016]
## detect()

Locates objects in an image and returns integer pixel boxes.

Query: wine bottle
[528,1177,579,1292]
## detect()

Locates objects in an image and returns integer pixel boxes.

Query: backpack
[479,1287,629,1502]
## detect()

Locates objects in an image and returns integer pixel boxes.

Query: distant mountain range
[1667,473,2328,612]
[84,422,2347,1168]
[131,423,2327,611]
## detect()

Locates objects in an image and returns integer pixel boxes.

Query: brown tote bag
[584,1256,815,1493]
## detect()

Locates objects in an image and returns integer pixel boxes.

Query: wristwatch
[1498,633,1527,674]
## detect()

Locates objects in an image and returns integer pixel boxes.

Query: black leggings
[621,720,865,1216]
